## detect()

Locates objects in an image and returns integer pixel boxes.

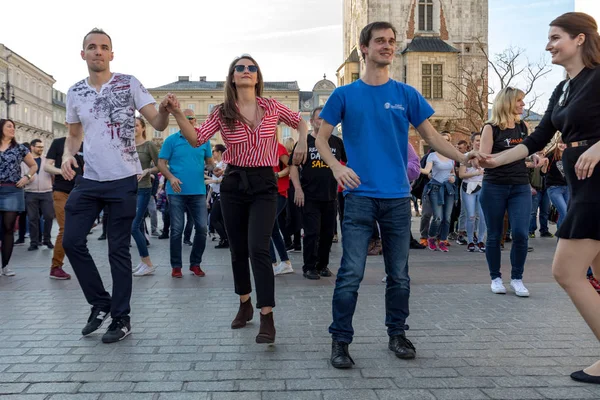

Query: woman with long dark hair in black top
[483,12,600,384]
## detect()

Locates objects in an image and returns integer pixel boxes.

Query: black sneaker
[98,234,107,240]
[456,236,468,245]
[14,239,25,245]
[540,231,554,238]
[158,233,169,239]
[43,241,54,249]
[388,333,416,359]
[102,318,131,343]
[82,307,110,336]
[331,340,354,369]
[504,234,512,243]
[319,267,333,277]
[303,269,320,280]
[467,242,476,252]
[183,239,193,246]
[27,244,39,251]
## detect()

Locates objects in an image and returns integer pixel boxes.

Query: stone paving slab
[1,222,599,398]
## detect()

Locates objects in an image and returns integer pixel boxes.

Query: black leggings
[1,211,18,268]
[210,197,227,240]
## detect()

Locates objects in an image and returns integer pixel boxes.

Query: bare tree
[448,39,552,133]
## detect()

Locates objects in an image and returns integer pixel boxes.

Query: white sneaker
[2,267,16,277]
[491,278,507,294]
[133,263,156,276]
[274,261,293,276]
[382,276,387,283]
[132,262,144,274]
[510,279,530,297]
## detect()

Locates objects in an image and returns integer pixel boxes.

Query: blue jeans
[168,195,207,268]
[547,185,569,229]
[480,182,531,280]
[269,195,289,263]
[529,189,551,234]
[330,195,411,344]
[462,188,486,244]
[427,186,454,240]
[131,188,152,258]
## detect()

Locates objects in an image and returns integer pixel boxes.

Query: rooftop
[402,36,460,54]
[149,77,300,92]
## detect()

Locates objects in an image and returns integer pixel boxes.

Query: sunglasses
[558,79,570,107]
[186,116,196,120]
[234,65,258,73]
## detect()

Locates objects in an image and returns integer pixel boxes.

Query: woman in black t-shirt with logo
[479,87,532,298]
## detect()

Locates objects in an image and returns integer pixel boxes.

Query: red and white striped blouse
[195,97,301,167]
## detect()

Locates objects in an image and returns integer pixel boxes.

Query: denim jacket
[426,179,456,206]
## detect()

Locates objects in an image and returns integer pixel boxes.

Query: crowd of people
[1,11,600,384]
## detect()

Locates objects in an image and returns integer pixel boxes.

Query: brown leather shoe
[231,298,253,329]
[255,312,276,344]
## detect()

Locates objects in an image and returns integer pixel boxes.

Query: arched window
[418,0,433,32]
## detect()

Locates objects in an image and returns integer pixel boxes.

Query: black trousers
[210,196,227,240]
[220,166,278,309]
[302,199,336,272]
[63,176,137,319]
[25,192,54,245]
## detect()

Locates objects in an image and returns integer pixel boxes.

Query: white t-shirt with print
[66,73,155,182]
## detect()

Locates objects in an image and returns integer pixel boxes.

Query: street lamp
[0,80,17,119]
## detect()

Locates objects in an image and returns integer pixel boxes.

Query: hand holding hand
[16,176,30,188]
[292,140,307,165]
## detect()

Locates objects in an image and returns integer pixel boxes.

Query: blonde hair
[487,87,525,130]
[284,137,295,153]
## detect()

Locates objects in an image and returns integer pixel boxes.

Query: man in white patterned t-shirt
[61,28,172,343]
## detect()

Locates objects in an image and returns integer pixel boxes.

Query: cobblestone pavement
[1,221,599,399]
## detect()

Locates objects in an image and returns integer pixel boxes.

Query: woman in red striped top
[167,55,308,344]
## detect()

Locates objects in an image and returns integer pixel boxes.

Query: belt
[566,138,600,148]
[0,182,17,187]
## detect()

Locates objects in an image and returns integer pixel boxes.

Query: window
[351,73,359,82]
[32,80,36,96]
[16,72,21,87]
[24,106,29,124]
[169,127,178,135]
[422,64,443,99]
[282,127,291,139]
[187,103,195,111]
[418,0,434,31]
[208,103,216,113]
[154,130,162,138]
[24,77,29,92]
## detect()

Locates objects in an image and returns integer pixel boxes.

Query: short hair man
[315,21,480,368]
[290,106,347,280]
[44,129,84,280]
[61,28,171,343]
[24,139,55,251]
[158,109,213,278]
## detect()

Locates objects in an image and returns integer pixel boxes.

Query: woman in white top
[459,132,487,252]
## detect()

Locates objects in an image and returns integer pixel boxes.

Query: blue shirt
[320,79,434,199]
[159,132,212,195]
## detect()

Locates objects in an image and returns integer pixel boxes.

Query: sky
[0,0,591,113]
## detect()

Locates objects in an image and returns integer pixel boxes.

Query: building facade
[338,0,489,154]
[52,88,67,139]
[0,44,55,148]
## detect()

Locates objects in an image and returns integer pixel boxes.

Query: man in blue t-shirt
[158,109,213,278]
[316,21,480,369]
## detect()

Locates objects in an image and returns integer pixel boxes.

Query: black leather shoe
[319,268,333,277]
[183,239,193,246]
[303,269,320,280]
[215,239,229,249]
[571,370,600,384]
[27,244,39,251]
[157,233,169,239]
[389,333,416,359]
[98,234,107,240]
[410,239,426,249]
[331,340,354,369]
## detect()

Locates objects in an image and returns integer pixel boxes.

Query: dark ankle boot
[255,312,276,344]
[231,298,253,329]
